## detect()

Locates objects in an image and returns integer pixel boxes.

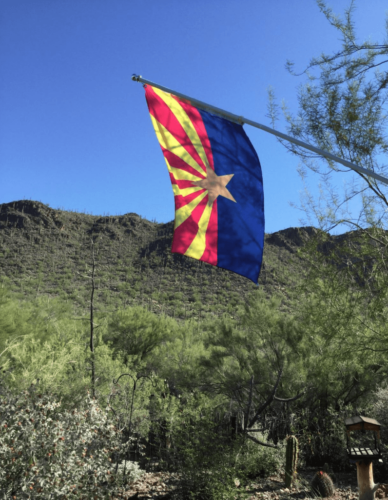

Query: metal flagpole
[132,74,388,187]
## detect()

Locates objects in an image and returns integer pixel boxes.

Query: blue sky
[1,0,387,233]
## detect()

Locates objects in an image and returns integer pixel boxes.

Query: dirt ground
[113,467,388,499]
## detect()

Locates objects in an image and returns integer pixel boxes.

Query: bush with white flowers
[114,460,145,484]
[0,384,136,499]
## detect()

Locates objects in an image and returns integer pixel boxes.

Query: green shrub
[1,327,130,412]
[150,392,245,500]
[235,434,283,480]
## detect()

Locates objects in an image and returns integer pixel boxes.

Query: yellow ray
[184,203,213,260]
[168,164,203,182]
[153,87,209,175]
[172,184,204,197]
[175,190,208,229]
[150,114,204,177]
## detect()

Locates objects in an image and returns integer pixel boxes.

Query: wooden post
[356,461,379,500]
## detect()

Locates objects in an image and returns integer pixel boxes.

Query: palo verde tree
[268,0,388,233]
[268,0,388,353]
[200,292,306,447]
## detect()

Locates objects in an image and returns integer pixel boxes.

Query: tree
[268,0,388,234]
[200,292,306,447]
[104,306,176,370]
[268,1,388,350]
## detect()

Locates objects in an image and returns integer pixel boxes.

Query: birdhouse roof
[345,415,381,430]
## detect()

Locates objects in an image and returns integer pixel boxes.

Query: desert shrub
[0,321,142,413]
[114,459,145,484]
[149,392,246,500]
[0,382,136,499]
[294,406,351,471]
[104,305,177,369]
[234,434,283,480]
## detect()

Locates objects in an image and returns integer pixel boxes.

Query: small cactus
[311,470,335,498]
[285,435,299,488]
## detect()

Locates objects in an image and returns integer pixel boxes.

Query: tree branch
[248,364,283,429]
[246,433,279,448]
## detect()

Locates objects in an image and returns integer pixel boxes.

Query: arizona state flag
[145,85,264,283]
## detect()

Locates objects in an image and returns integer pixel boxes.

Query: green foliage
[200,291,305,410]
[234,436,283,481]
[145,391,284,498]
[267,4,388,362]
[294,260,388,409]
[104,306,177,369]
[152,319,208,389]
[150,391,245,500]
[294,406,350,471]
[0,300,159,416]
[114,460,145,484]
[4,199,388,493]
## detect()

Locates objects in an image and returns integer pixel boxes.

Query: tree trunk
[356,461,378,500]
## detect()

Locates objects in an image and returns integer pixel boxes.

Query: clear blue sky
[1,0,386,233]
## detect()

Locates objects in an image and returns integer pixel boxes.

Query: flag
[144,84,264,283]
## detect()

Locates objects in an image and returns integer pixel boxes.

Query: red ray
[174,189,206,211]
[200,200,218,265]
[163,148,205,180]
[172,194,208,254]
[146,86,207,174]
[170,174,204,190]
[172,95,214,171]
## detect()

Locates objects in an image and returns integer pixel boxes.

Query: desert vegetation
[0,227,388,499]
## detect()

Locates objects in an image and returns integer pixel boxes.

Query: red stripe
[172,195,209,254]
[169,175,203,190]
[172,95,214,171]
[200,200,218,265]
[163,148,205,180]
[145,86,207,174]
[174,189,206,211]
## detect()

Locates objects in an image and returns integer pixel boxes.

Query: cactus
[285,435,299,488]
[311,470,335,498]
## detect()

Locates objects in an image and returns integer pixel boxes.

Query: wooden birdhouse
[345,416,382,462]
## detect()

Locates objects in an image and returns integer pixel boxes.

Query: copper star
[192,166,236,206]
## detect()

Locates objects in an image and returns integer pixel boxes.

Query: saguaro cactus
[285,435,299,488]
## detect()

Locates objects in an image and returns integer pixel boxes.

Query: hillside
[0,200,320,319]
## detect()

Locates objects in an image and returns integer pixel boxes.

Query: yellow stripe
[168,165,202,182]
[163,156,204,197]
[184,203,213,260]
[153,87,208,175]
[174,190,207,229]
[150,114,204,177]
[171,184,204,197]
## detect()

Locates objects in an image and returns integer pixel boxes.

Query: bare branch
[246,433,279,448]
[274,390,306,403]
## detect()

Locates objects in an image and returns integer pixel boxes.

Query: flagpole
[132,74,388,187]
